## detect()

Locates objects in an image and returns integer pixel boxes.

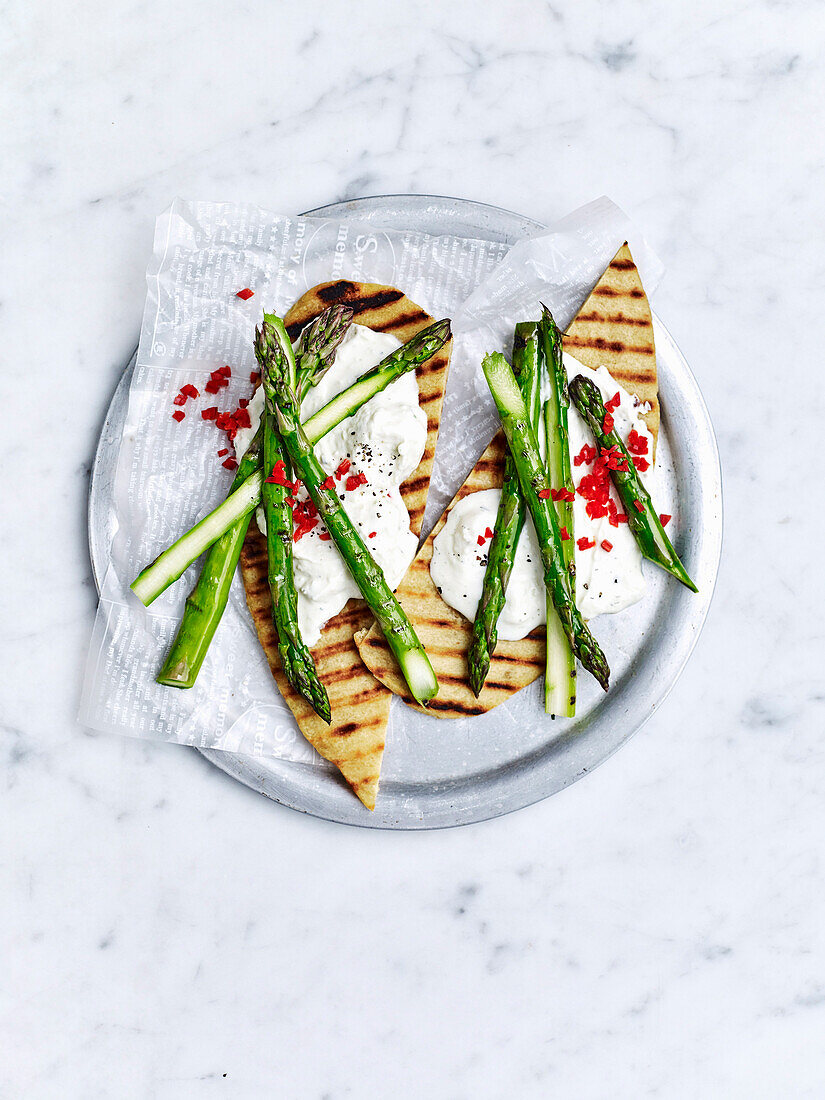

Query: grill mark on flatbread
[355,244,657,718]
[242,281,452,807]
[575,311,649,327]
[564,336,654,355]
[381,309,430,330]
[592,286,644,299]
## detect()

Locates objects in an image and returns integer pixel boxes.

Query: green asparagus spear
[467,322,541,697]
[295,304,354,400]
[257,316,330,722]
[155,428,263,686]
[133,319,451,608]
[261,332,439,707]
[155,304,353,689]
[481,352,610,691]
[567,374,697,592]
[539,306,576,717]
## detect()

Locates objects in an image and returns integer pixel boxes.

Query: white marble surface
[3,0,824,1095]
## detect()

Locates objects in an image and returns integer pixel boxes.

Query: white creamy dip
[430,352,656,635]
[234,323,427,645]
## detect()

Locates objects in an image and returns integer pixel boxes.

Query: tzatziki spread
[234,323,427,645]
[430,352,656,635]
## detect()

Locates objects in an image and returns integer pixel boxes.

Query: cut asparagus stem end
[130,469,264,606]
[401,649,440,705]
[544,609,576,717]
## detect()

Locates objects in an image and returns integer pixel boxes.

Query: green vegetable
[567,373,697,592]
[539,306,576,717]
[257,316,330,721]
[263,335,439,707]
[481,352,610,692]
[467,322,541,697]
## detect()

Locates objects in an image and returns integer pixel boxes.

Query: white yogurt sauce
[431,352,656,634]
[234,324,427,645]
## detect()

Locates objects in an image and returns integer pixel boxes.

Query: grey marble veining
[3,0,824,1096]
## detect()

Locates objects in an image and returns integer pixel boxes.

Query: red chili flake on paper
[627,429,648,456]
[172,410,185,422]
[238,397,249,409]
[601,539,613,552]
[560,526,571,541]
[574,443,596,467]
[205,379,221,395]
[181,383,199,399]
[660,513,672,527]
[577,536,596,551]
[236,288,254,300]
[222,457,238,470]
[603,413,615,433]
[633,499,644,513]
[173,393,187,407]
[484,527,494,539]
[368,531,377,539]
[234,407,251,429]
[321,475,335,490]
[219,365,232,377]
[217,448,229,457]
[633,456,650,472]
[335,459,351,479]
[201,406,219,421]
[537,488,551,499]
[605,392,621,413]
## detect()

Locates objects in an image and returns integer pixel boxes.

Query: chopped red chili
[577,536,596,551]
[173,394,187,406]
[181,383,199,399]
[222,457,238,470]
[605,392,621,412]
[574,443,596,467]
[345,475,360,492]
[484,527,494,539]
[201,407,219,421]
[368,531,377,539]
[335,459,351,479]
[603,413,615,433]
[633,456,650,472]
[537,488,551,499]
[236,288,254,300]
[477,535,485,546]
[319,531,331,541]
[660,513,672,527]
[217,448,229,457]
[560,526,571,541]
[633,499,644,513]
[172,410,185,422]
[627,429,648,456]
[601,539,613,552]
[249,371,259,385]
[321,475,335,490]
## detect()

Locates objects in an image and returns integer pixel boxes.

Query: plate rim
[88,193,723,830]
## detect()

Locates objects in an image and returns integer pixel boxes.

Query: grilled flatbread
[354,243,656,717]
[240,281,452,808]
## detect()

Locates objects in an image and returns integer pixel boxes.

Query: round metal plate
[88,194,722,829]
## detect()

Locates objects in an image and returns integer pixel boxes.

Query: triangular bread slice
[354,244,656,718]
[240,281,452,807]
